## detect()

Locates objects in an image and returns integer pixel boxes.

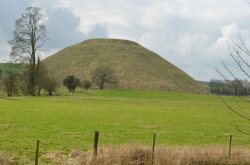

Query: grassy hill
[43,39,209,94]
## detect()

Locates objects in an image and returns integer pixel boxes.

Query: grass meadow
[0,89,249,163]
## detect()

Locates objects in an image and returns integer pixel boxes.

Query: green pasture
[0,89,249,161]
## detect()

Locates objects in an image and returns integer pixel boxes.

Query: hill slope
[43,39,209,94]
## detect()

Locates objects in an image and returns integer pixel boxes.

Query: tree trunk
[37,88,41,96]
[100,80,105,90]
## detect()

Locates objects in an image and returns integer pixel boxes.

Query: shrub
[82,80,91,90]
[63,75,80,92]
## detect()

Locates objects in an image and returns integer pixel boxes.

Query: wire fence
[1,131,248,165]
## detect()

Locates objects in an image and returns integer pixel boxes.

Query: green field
[0,89,249,161]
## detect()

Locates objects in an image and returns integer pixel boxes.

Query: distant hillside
[43,39,209,94]
[198,81,210,88]
[0,63,25,77]
[0,63,10,71]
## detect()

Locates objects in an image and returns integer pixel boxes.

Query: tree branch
[219,95,250,122]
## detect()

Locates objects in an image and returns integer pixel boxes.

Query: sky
[1,0,250,81]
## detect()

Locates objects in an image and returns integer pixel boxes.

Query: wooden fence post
[35,140,40,165]
[228,134,232,160]
[152,133,156,165]
[93,131,99,158]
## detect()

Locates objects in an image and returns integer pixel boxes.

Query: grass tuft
[0,152,10,165]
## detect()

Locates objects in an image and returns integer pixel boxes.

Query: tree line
[0,64,117,97]
[63,65,117,93]
[209,79,250,95]
[0,63,57,97]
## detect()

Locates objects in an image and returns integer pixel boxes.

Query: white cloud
[1,0,250,80]
[0,28,10,62]
[206,24,250,60]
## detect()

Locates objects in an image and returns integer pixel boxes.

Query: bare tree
[216,34,250,134]
[91,66,117,90]
[8,7,47,95]
[216,3,250,135]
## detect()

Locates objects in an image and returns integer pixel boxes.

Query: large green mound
[43,39,208,94]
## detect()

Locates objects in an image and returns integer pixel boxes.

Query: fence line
[31,131,247,165]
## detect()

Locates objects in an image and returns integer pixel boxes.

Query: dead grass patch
[45,145,250,165]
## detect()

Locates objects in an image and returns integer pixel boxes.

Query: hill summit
[43,39,208,94]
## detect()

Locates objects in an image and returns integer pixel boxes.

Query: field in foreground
[0,89,249,163]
